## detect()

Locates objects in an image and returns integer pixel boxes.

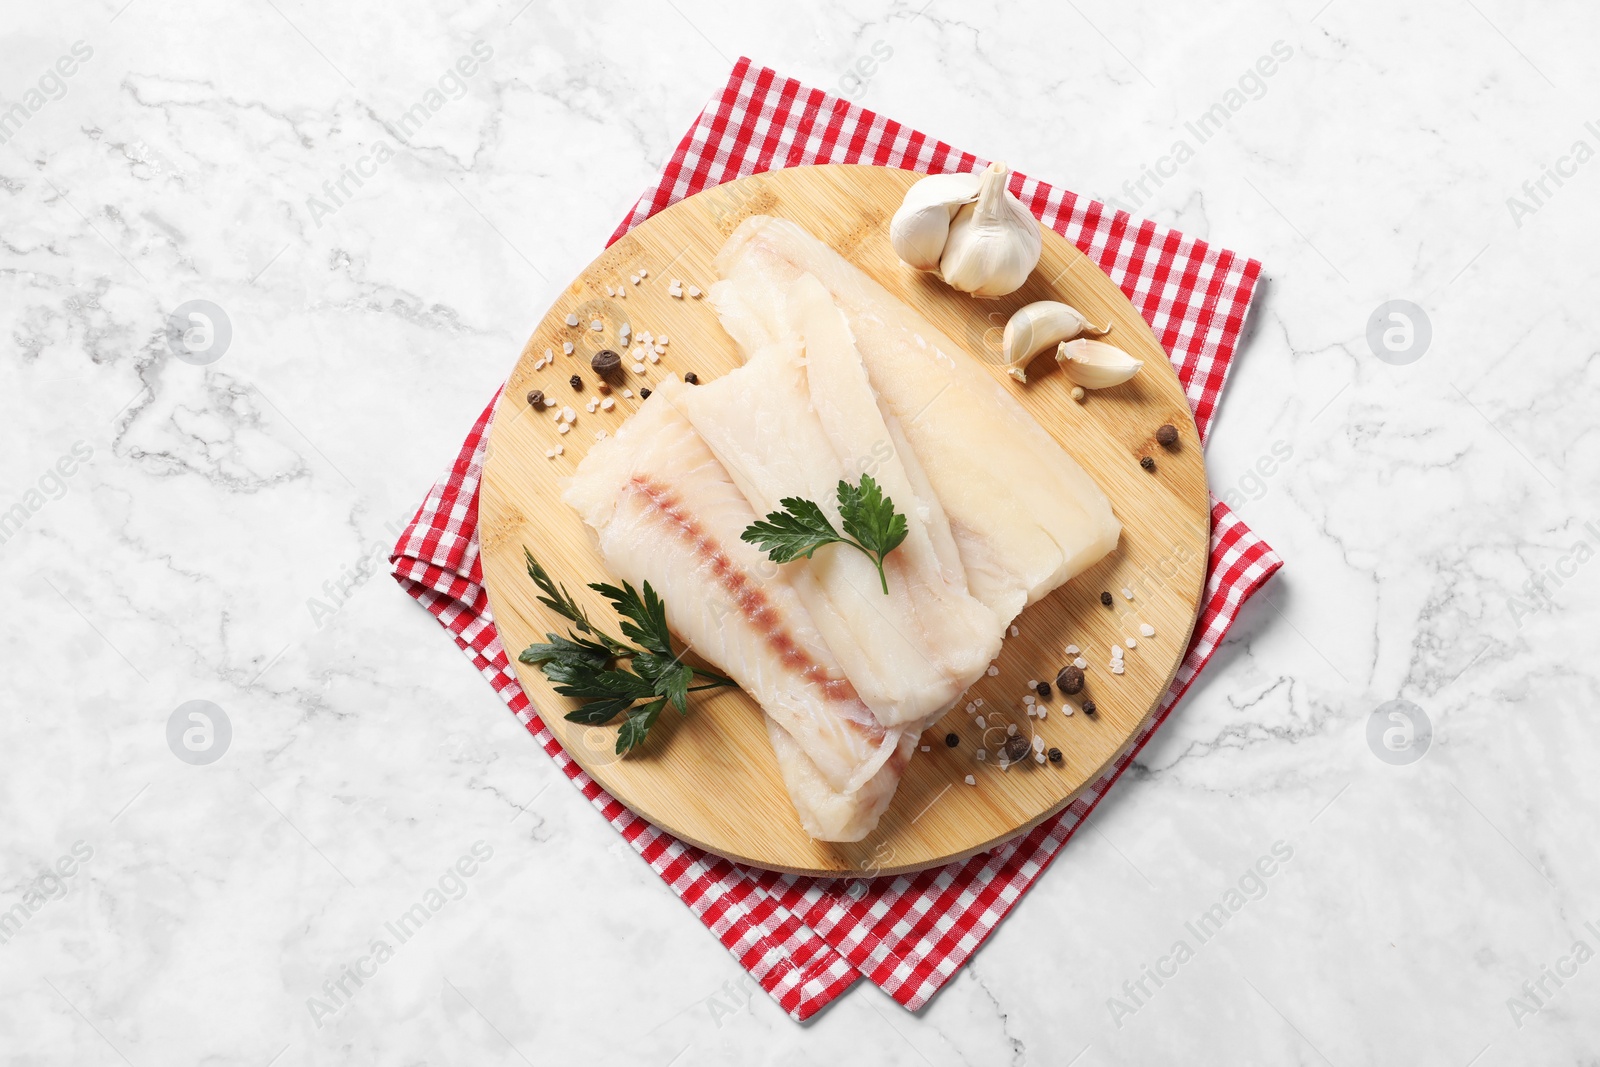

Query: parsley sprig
[739,474,909,594]
[518,549,736,756]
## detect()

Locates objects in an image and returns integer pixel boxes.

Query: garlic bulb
[1000,301,1111,382]
[1056,338,1143,389]
[889,172,982,271]
[939,162,1042,298]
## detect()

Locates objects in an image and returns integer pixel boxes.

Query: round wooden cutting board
[479,165,1208,877]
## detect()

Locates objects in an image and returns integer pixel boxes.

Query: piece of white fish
[562,376,902,802]
[665,276,1001,727]
[712,216,1122,624]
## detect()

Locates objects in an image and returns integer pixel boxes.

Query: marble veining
[3,0,1598,1062]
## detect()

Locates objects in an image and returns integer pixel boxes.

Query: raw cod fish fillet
[561,375,909,839]
[664,274,1002,728]
[712,215,1122,624]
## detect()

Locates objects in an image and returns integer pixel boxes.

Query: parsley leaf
[740,497,842,563]
[616,697,667,755]
[740,474,908,593]
[590,579,672,657]
[520,549,736,756]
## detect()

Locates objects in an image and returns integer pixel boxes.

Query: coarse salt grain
[565,313,579,326]
[1006,723,1018,736]
[632,362,645,373]
[1126,637,1137,649]
[1063,705,1074,716]
[558,423,570,435]
[1065,644,1079,655]
[1023,694,1035,705]
[1074,657,1088,669]
[648,352,661,364]
[658,335,669,345]
[561,407,575,422]
[655,343,666,354]
[920,745,930,752]
[976,749,987,761]
[688,286,702,298]
[1033,735,1045,753]
[1008,625,1019,637]
[594,430,607,440]
[964,774,977,786]
[1026,706,1036,717]
[974,698,984,707]
[670,289,683,299]
[986,665,999,677]
[1121,587,1133,600]
[1111,664,1125,675]
[591,319,603,331]
[621,389,633,398]
[630,274,639,284]
[563,341,574,354]
[1111,645,1123,659]
[1140,623,1155,637]
[1038,707,1047,720]
[975,716,986,729]
[554,444,563,455]
[638,269,647,278]
[1035,753,1047,764]
[545,348,554,359]
[601,397,615,411]
[966,702,976,713]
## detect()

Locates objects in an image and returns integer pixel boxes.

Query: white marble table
[3,0,1597,1062]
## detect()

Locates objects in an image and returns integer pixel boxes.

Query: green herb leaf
[590,579,673,657]
[739,475,908,594]
[740,497,843,563]
[616,697,667,755]
[563,697,636,726]
[519,632,612,670]
[523,548,735,758]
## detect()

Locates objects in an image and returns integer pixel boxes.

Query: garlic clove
[889,172,983,271]
[939,162,1042,298]
[1056,338,1143,389]
[1001,301,1111,382]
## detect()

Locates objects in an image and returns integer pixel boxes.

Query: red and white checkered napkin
[391,59,1282,1019]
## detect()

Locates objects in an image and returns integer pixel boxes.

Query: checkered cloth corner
[391,58,1282,1020]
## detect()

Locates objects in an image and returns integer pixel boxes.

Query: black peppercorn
[591,349,622,378]
[1035,681,1051,699]
[1156,423,1179,448]
[1100,591,1113,607]
[1048,747,1063,764]
[639,387,652,399]
[1082,700,1097,715]
[1055,665,1085,695]
[944,732,958,748]
[1002,734,1029,763]
[569,374,583,390]
[526,389,544,407]
[684,372,700,384]
[1140,455,1156,471]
